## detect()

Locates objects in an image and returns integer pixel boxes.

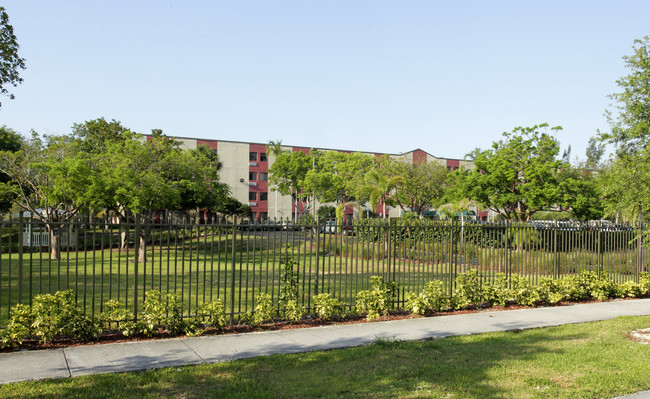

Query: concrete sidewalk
[1,299,650,396]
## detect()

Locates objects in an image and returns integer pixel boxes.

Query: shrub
[186,299,228,336]
[138,290,187,336]
[406,280,449,315]
[279,246,299,314]
[562,271,598,301]
[621,280,642,298]
[312,293,343,320]
[589,275,621,301]
[483,274,512,307]
[639,272,650,296]
[138,290,167,336]
[196,299,227,331]
[245,292,275,326]
[0,304,33,348]
[100,300,137,337]
[30,290,99,344]
[509,275,540,306]
[1,290,99,347]
[538,278,569,305]
[356,276,398,320]
[164,293,187,335]
[282,299,304,323]
[451,269,486,310]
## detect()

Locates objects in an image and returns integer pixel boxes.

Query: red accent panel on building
[413,149,427,164]
[249,144,269,215]
[196,140,218,150]
[293,147,310,154]
[446,159,460,168]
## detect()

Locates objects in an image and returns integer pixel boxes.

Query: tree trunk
[137,223,152,263]
[120,224,129,249]
[49,227,60,260]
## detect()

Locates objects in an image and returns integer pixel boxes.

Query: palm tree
[438,198,481,248]
[359,169,402,219]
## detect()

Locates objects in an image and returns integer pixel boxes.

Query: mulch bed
[2,300,598,353]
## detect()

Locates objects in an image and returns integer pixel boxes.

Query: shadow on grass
[0,326,598,399]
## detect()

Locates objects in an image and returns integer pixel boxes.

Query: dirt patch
[629,328,650,344]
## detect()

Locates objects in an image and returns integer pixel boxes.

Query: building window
[260,153,268,162]
[249,192,257,201]
[249,172,257,181]
[259,212,268,221]
[260,192,268,201]
[259,172,268,181]
[249,152,257,161]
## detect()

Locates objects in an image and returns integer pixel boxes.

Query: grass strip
[1,315,650,398]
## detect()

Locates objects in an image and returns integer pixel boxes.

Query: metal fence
[1,215,647,325]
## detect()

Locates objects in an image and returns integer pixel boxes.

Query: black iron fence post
[597,221,603,278]
[17,211,24,305]
[230,216,237,324]
[314,222,320,296]
[554,221,559,279]
[448,220,454,299]
[638,222,644,278]
[133,216,140,320]
[388,218,394,284]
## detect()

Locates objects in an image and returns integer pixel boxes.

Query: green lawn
[1,315,649,398]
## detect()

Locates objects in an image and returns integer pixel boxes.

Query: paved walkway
[1,299,650,398]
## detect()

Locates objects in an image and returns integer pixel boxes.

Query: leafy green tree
[0,7,25,107]
[558,163,605,221]
[453,124,564,222]
[268,142,376,222]
[72,118,131,154]
[304,151,373,202]
[599,151,650,224]
[597,37,650,225]
[93,130,221,261]
[267,142,312,221]
[304,151,376,224]
[599,36,650,154]
[0,125,21,213]
[176,144,231,223]
[0,133,92,259]
[213,196,251,218]
[385,157,448,216]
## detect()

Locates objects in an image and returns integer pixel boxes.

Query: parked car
[262,220,280,231]
[282,220,299,231]
[320,220,337,234]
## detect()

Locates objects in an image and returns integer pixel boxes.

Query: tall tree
[453,124,564,222]
[0,133,92,259]
[0,125,21,213]
[385,157,449,216]
[558,160,605,222]
[303,151,376,222]
[0,7,25,107]
[599,36,650,154]
[72,118,131,154]
[93,130,221,261]
[596,37,650,226]
[266,143,312,221]
[357,168,401,219]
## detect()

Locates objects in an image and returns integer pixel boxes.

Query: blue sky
[1,1,648,160]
